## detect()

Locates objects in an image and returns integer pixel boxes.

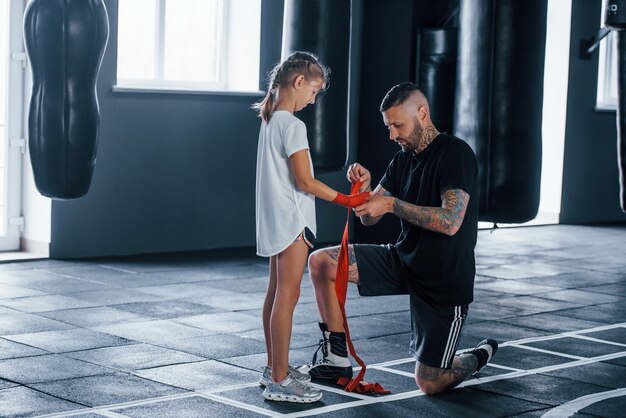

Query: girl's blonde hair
[253,51,329,122]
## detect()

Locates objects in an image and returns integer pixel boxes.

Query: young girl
[253,51,370,403]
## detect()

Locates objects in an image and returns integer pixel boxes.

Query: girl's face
[295,76,325,111]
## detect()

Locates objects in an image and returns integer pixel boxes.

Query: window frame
[115,0,234,93]
[597,29,618,111]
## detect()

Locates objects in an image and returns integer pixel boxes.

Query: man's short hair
[379,82,423,112]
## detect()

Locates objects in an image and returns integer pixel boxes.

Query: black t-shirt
[379,133,478,307]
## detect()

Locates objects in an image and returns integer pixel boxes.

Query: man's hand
[333,191,372,208]
[346,163,371,191]
[353,195,394,219]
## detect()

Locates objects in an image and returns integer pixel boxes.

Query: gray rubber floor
[0,224,625,417]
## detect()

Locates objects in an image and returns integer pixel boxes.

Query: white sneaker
[262,372,322,403]
[259,365,311,387]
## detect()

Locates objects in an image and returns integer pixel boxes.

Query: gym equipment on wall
[606,0,626,212]
[618,32,626,212]
[416,28,457,135]
[454,0,547,223]
[23,0,109,199]
[282,0,350,170]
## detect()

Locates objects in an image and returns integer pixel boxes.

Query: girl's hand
[347,163,371,191]
[333,191,372,208]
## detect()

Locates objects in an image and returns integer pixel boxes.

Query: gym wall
[48,0,625,258]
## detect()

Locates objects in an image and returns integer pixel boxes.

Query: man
[299,82,497,395]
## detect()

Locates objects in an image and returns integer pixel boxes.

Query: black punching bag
[618,32,626,212]
[282,0,350,170]
[23,0,109,199]
[606,1,626,212]
[454,0,547,223]
[416,28,457,134]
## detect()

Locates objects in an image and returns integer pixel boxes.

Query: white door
[0,0,26,251]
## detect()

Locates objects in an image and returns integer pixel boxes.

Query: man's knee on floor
[414,363,449,395]
[415,377,445,396]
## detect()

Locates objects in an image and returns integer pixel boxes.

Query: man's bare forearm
[391,189,468,236]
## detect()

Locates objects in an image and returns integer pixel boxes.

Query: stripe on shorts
[441,305,464,368]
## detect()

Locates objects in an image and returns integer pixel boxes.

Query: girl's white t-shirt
[256,110,317,257]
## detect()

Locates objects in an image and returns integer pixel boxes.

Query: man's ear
[417,105,428,122]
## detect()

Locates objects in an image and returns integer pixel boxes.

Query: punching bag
[454,0,547,223]
[618,32,626,212]
[23,0,109,199]
[282,0,350,170]
[606,1,626,212]
[416,28,457,134]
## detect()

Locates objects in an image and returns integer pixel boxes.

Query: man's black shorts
[354,244,468,369]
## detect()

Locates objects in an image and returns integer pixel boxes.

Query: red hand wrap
[333,191,370,208]
[333,181,390,395]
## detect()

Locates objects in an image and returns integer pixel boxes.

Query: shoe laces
[287,373,309,390]
[310,337,329,365]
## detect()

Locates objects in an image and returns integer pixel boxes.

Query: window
[116,0,261,92]
[597,30,618,109]
[597,2,618,110]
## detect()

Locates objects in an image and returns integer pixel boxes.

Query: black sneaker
[297,323,352,380]
[470,339,498,373]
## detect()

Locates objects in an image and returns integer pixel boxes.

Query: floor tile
[38,306,151,327]
[0,386,84,417]
[114,395,263,418]
[0,224,623,416]
[134,360,260,391]
[544,362,626,389]
[172,311,261,333]
[523,336,626,358]
[215,383,359,416]
[498,313,606,333]
[5,328,133,353]
[0,337,47,360]
[159,333,267,359]
[94,319,213,345]
[0,309,74,335]
[31,372,188,407]
[113,299,223,319]
[66,343,205,371]
[476,374,612,407]
[0,294,98,313]
[0,354,112,384]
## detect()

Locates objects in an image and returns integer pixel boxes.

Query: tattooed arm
[393,189,469,236]
[354,188,470,236]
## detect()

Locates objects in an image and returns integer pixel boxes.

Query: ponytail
[254,91,275,123]
[252,52,329,123]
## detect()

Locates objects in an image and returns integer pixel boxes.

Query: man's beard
[399,121,423,153]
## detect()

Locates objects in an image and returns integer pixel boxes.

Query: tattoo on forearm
[392,189,469,235]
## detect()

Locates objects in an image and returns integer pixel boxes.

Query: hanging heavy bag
[606,1,626,212]
[281,0,350,170]
[23,0,109,199]
[454,0,547,223]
